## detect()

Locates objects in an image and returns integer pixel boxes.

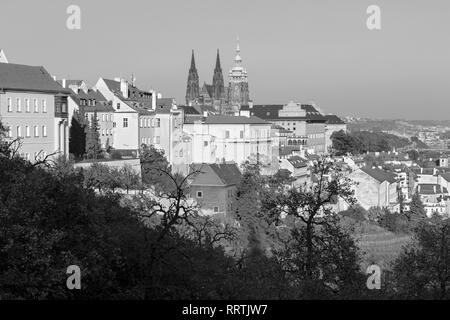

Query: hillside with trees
[331,130,412,155]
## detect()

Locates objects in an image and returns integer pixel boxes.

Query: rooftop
[189,163,242,186]
[0,62,71,94]
[185,115,268,125]
[240,103,326,122]
[361,167,398,184]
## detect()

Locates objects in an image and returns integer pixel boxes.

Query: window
[102,129,105,136]
[117,103,121,110]
[7,98,12,112]
[42,100,47,113]
[7,127,12,137]
[113,122,116,128]
[214,207,219,213]
[179,150,183,157]
[34,99,39,112]
[109,129,113,135]
[225,130,230,139]
[141,138,145,144]
[196,191,203,198]
[17,126,22,138]
[25,99,30,112]
[156,118,161,128]
[16,98,21,112]
[123,118,128,128]
[42,125,47,137]
[25,126,30,138]
[34,126,39,137]
[204,141,208,147]
[102,114,106,122]
[240,131,244,139]
[154,136,160,144]
[140,119,144,128]
[25,153,30,161]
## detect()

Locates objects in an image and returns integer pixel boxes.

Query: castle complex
[185,39,250,114]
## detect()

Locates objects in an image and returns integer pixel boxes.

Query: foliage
[340,205,367,222]
[85,112,102,160]
[69,111,87,159]
[140,144,174,194]
[391,218,450,299]
[331,130,411,156]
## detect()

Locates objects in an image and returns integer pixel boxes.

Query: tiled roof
[185,115,268,125]
[156,98,175,107]
[179,105,200,115]
[240,104,326,122]
[324,115,346,125]
[0,62,71,94]
[57,79,84,87]
[440,172,450,182]
[103,79,121,93]
[417,184,448,195]
[361,167,397,184]
[287,156,308,168]
[411,167,436,175]
[190,163,242,186]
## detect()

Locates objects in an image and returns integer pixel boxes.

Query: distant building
[279,156,310,187]
[346,167,399,211]
[0,62,71,160]
[239,101,327,154]
[63,82,115,151]
[188,163,242,215]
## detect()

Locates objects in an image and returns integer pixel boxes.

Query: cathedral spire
[214,49,222,71]
[234,37,242,66]
[190,49,197,71]
[186,50,200,105]
[212,49,225,102]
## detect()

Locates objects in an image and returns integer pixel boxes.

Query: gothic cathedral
[185,39,250,114]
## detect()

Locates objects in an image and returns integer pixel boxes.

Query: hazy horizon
[1,0,449,120]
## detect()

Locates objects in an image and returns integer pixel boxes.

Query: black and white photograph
[1,0,450,312]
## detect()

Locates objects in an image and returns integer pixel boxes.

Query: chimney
[120,78,128,98]
[249,100,254,109]
[62,79,66,88]
[203,111,208,118]
[151,90,156,110]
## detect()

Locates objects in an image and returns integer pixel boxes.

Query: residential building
[182,114,277,174]
[188,163,242,215]
[279,155,310,187]
[0,62,71,160]
[346,167,399,211]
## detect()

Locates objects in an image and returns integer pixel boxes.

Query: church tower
[228,38,250,106]
[185,50,200,105]
[212,49,225,102]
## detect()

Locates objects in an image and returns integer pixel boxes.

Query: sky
[0,0,449,120]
